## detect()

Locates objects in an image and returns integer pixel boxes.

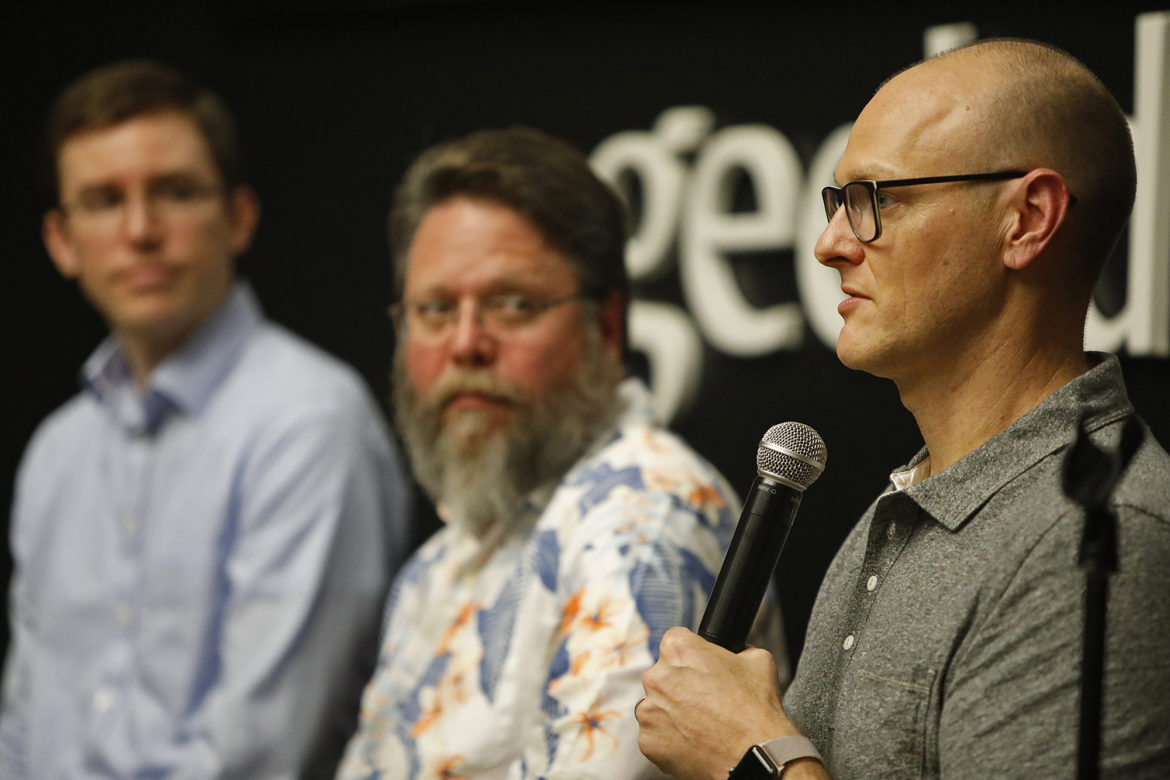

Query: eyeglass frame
[388,292,590,338]
[58,175,227,232]
[821,170,1066,243]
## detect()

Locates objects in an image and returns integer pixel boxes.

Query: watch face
[729,745,778,778]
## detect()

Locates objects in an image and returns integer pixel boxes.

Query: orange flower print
[437,601,480,654]
[410,697,444,738]
[444,668,470,705]
[427,755,468,779]
[615,519,650,545]
[579,599,621,634]
[559,589,585,637]
[567,707,621,760]
[549,647,594,694]
[605,624,650,667]
[688,484,726,511]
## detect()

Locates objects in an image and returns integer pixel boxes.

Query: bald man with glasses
[636,38,1170,780]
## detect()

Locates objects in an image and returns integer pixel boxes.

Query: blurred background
[6,1,1168,667]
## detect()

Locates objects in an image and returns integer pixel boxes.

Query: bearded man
[336,127,785,780]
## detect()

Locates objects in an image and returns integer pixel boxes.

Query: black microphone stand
[1060,414,1143,780]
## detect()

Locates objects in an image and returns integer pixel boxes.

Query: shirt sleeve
[0,423,61,778]
[168,398,408,778]
[529,468,738,778]
[0,525,32,779]
[938,505,1170,779]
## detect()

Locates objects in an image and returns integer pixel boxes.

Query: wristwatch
[727,735,822,778]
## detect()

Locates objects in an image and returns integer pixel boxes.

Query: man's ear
[43,209,81,279]
[1002,168,1074,271]
[227,184,261,257]
[598,289,626,365]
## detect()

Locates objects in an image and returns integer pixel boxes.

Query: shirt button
[887,522,897,539]
[843,634,855,650]
[116,603,133,627]
[866,575,878,591]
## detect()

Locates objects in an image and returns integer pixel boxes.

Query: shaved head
[823,38,1136,381]
[886,39,1136,284]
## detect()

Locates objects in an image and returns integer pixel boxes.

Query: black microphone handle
[698,475,802,652]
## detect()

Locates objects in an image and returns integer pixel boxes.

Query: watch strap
[728,735,822,778]
[760,735,822,770]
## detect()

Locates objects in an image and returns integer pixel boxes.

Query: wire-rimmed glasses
[389,293,586,339]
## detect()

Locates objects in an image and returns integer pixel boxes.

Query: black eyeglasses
[822,170,1029,243]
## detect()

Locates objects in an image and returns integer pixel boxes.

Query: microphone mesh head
[756,422,827,491]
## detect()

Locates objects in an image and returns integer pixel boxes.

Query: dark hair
[389,127,629,317]
[43,59,240,200]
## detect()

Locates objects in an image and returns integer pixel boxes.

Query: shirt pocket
[834,651,937,779]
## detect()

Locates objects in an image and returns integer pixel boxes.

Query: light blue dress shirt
[1,284,410,778]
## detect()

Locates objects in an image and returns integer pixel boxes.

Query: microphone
[698,422,827,652]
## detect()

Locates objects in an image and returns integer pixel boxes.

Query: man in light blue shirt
[1,59,410,778]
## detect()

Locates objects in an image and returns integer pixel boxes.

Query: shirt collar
[891,352,1133,531]
[82,282,262,431]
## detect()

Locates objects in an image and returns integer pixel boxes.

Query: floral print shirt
[337,379,786,779]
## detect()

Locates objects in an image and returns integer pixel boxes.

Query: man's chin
[442,406,514,452]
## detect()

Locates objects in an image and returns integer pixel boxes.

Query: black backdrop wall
[6,1,1169,666]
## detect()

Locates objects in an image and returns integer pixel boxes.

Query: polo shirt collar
[892,352,1133,531]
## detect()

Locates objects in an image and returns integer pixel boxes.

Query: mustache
[428,369,529,410]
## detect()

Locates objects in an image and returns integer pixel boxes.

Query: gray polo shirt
[783,353,1170,779]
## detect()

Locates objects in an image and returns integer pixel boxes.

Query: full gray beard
[393,329,623,539]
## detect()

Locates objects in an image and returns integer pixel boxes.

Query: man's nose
[449,302,497,366]
[122,195,164,246]
[814,206,863,267]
